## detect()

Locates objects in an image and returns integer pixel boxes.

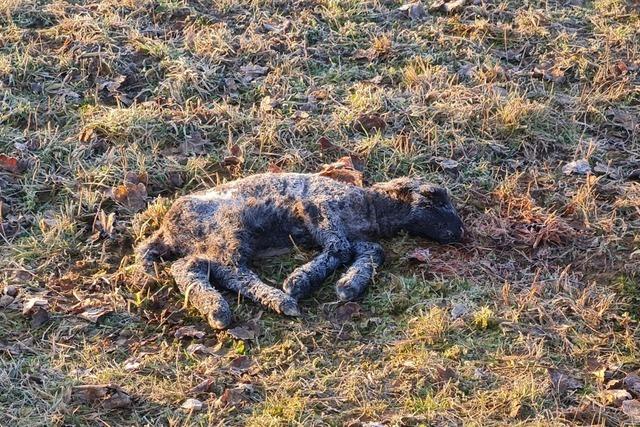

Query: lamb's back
[186,173,357,203]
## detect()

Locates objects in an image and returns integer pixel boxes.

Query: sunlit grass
[0,0,638,425]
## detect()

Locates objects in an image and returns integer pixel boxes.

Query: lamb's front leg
[283,235,353,301]
[212,265,301,317]
[335,242,384,301]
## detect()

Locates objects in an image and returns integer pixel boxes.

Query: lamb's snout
[439,228,463,244]
[437,221,464,244]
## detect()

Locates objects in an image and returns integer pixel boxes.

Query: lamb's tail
[134,229,172,278]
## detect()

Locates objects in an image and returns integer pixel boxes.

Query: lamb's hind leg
[135,229,173,278]
[335,242,384,301]
[171,257,232,329]
[211,265,300,317]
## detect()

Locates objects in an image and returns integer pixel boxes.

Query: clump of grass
[492,95,549,137]
[410,306,450,344]
[614,274,640,309]
[0,0,638,425]
[472,306,495,330]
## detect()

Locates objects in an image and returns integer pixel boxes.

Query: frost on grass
[0,0,638,425]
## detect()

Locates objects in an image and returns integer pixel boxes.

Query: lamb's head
[373,177,464,243]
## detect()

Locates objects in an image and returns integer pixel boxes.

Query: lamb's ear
[418,184,449,204]
[372,177,421,202]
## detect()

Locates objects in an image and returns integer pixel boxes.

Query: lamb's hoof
[280,298,301,317]
[283,273,312,301]
[335,283,361,302]
[207,309,232,330]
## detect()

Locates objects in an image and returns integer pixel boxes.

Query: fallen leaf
[532,63,566,83]
[435,365,457,382]
[78,307,112,323]
[79,126,94,143]
[318,168,363,186]
[607,109,637,133]
[614,60,628,76]
[97,75,126,93]
[549,368,583,395]
[186,343,211,356]
[317,136,340,153]
[0,154,23,174]
[167,171,185,188]
[623,374,640,397]
[430,156,459,172]
[399,2,427,19]
[353,114,386,134]
[175,325,206,340]
[230,355,254,373]
[189,378,216,395]
[216,384,254,407]
[407,248,431,263]
[124,172,147,186]
[628,170,640,182]
[71,384,131,410]
[457,63,476,80]
[244,319,261,337]
[267,162,283,173]
[123,359,141,371]
[4,285,18,297]
[500,43,532,63]
[586,357,606,378]
[107,182,148,212]
[0,295,14,308]
[562,159,591,176]
[444,0,467,12]
[429,0,467,13]
[228,326,255,341]
[262,20,291,33]
[223,144,244,167]
[544,68,565,83]
[30,307,50,328]
[353,48,378,62]
[292,110,310,120]
[181,398,203,411]
[224,78,239,97]
[562,402,605,425]
[441,159,460,171]
[622,400,640,421]
[335,302,362,323]
[450,303,469,320]
[223,155,243,167]
[308,89,328,102]
[239,64,268,84]
[604,389,632,407]
[318,156,364,187]
[182,131,210,155]
[22,298,48,316]
[474,368,491,381]
[593,163,619,179]
[260,96,278,112]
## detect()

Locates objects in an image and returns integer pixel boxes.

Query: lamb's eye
[434,199,448,208]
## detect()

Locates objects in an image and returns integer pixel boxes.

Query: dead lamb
[135,172,464,329]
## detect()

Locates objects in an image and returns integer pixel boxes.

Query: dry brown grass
[1,0,639,425]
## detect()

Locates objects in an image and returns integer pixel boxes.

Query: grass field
[1,0,639,425]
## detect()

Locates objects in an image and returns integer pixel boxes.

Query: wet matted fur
[135,173,464,329]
